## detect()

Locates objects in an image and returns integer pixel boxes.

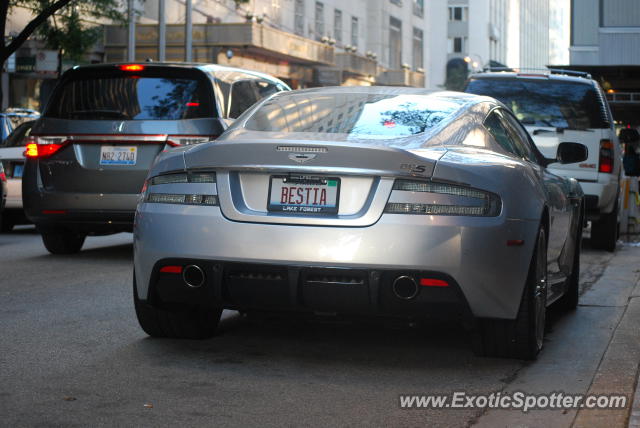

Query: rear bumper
[23,185,139,233]
[145,258,473,322]
[579,180,618,218]
[134,203,540,320]
[29,210,135,233]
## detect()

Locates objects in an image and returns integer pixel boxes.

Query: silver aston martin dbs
[133,87,587,359]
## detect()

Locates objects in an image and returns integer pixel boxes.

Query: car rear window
[243,92,463,138]
[45,69,216,120]
[465,78,609,129]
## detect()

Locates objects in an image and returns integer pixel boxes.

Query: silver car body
[134,87,583,321]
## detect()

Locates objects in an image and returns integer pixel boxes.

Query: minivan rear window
[465,78,609,129]
[46,71,215,120]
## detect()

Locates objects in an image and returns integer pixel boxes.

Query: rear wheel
[1,214,14,232]
[133,274,222,339]
[40,228,86,254]
[591,201,618,252]
[474,227,548,360]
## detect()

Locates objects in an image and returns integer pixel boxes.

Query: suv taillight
[167,135,218,147]
[598,139,614,173]
[24,136,68,159]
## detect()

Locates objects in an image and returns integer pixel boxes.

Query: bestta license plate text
[268,175,340,214]
[100,146,137,165]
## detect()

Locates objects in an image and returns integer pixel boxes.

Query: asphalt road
[0,228,621,427]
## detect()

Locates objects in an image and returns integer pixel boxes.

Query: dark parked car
[23,62,290,254]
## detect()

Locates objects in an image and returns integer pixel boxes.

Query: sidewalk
[471,242,640,428]
[572,242,640,428]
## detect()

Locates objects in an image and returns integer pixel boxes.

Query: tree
[1,0,125,106]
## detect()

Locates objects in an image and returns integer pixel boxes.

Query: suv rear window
[46,69,216,120]
[466,78,609,129]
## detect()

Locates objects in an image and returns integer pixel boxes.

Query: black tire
[0,214,14,232]
[40,228,86,254]
[473,227,548,360]
[556,206,583,311]
[133,274,222,339]
[591,201,618,252]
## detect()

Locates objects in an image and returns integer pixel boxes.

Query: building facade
[446,0,552,74]
[103,0,443,89]
[568,0,640,126]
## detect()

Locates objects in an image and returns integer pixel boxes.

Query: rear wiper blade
[556,127,593,133]
[532,127,593,135]
[532,129,556,135]
[68,110,129,119]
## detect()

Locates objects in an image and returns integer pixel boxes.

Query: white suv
[465,70,621,251]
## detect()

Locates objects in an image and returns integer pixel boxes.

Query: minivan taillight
[167,135,218,146]
[598,139,614,173]
[24,136,68,159]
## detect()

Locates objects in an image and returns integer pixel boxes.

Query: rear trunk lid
[182,137,445,226]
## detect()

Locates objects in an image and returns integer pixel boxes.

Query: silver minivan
[23,62,290,254]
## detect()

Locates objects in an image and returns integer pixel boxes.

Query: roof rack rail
[478,67,592,79]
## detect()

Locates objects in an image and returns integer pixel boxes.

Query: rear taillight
[167,135,218,147]
[384,180,502,217]
[0,171,6,182]
[598,139,614,173]
[24,136,68,159]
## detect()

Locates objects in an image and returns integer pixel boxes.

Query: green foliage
[11,0,126,63]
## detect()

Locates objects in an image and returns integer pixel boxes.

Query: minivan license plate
[100,146,137,165]
[268,175,340,214]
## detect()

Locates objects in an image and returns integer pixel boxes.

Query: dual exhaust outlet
[171,265,440,300]
[182,265,205,288]
[392,276,419,300]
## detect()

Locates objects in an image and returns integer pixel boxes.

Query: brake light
[119,64,144,72]
[419,278,449,287]
[599,139,614,173]
[0,171,5,182]
[186,102,200,107]
[24,136,68,158]
[167,135,217,146]
[160,265,183,274]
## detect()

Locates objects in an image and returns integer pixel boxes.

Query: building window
[448,36,466,53]
[413,27,423,69]
[294,0,305,36]
[351,17,359,48]
[271,0,281,25]
[448,6,468,21]
[390,0,402,6]
[334,9,343,43]
[413,0,424,17]
[315,2,325,40]
[389,16,402,69]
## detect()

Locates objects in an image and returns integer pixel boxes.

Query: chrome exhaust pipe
[392,276,418,300]
[183,265,205,288]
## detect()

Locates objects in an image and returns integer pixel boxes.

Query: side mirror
[555,142,588,164]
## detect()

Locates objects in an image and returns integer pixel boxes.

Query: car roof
[66,62,285,83]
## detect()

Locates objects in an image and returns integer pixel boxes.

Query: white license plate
[99,146,137,165]
[268,175,340,214]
